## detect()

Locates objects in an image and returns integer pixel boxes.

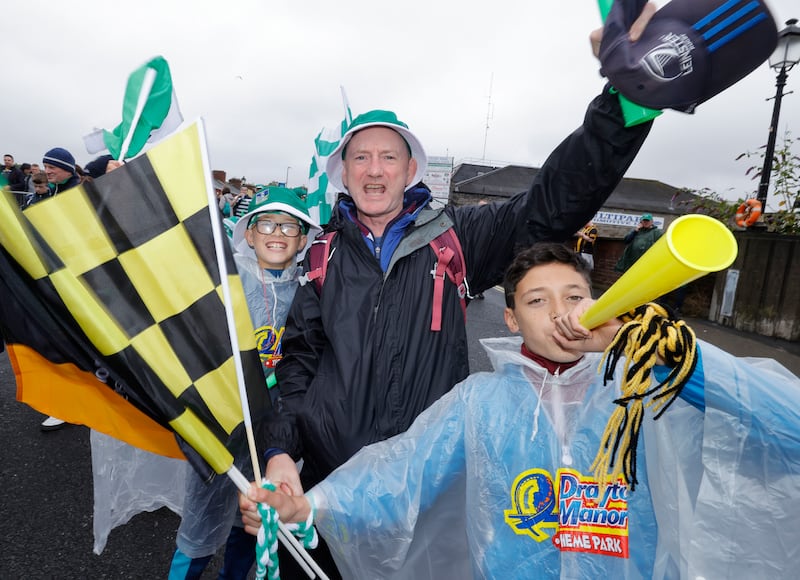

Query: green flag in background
[306,86,352,225]
[84,56,183,161]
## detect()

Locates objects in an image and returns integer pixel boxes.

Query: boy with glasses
[169,187,320,580]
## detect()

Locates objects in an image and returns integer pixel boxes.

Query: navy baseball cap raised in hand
[599,0,778,113]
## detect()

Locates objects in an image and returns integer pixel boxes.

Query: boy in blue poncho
[169,187,321,579]
[240,242,800,579]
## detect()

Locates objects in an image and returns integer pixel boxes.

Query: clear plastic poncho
[309,337,800,579]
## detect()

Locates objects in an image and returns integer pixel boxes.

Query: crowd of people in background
[3,147,258,220]
[217,184,255,220]
[2,149,121,210]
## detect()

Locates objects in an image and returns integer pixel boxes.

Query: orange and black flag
[0,122,269,477]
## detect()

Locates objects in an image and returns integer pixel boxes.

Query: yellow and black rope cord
[590,303,697,491]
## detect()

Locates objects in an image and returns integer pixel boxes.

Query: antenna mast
[482,73,494,160]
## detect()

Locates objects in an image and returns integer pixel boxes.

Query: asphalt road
[2,286,797,579]
[0,351,191,579]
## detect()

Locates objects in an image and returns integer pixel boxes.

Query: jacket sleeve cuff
[263,447,289,463]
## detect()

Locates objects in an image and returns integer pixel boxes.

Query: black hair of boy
[504,243,593,308]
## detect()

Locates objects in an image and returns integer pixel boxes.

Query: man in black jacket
[41,147,81,195]
[2,154,26,192]
[259,7,657,578]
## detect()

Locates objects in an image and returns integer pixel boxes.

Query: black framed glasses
[250,219,303,237]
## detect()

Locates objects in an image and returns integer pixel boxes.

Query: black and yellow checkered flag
[0,122,269,476]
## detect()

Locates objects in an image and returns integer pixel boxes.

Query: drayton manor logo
[504,468,632,559]
[640,32,696,82]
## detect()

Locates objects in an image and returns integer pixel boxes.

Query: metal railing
[9,190,31,209]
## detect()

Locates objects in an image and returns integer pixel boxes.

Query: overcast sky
[3,0,798,210]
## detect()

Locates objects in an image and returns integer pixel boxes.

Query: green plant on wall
[676,187,740,224]
[738,130,800,234]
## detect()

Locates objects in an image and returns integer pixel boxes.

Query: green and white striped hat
[325,110,427,193]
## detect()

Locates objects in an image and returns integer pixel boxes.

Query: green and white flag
[306,87,352,225]
[83,56,183,161]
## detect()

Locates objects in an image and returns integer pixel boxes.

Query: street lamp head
[769,18,800,72]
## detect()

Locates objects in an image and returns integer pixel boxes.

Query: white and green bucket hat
[325,110,428,193]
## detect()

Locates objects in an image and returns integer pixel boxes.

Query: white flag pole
[197,119,262,485]
[196,120,325,579]
[117,66,157,161]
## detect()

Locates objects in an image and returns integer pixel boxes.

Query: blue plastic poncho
[308,337,800,579]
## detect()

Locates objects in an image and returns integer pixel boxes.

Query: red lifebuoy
[735,198,762,227]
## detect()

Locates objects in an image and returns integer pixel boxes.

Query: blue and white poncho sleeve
[308,384,473,579]
[644,341,800,579]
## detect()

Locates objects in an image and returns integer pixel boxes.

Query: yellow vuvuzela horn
[579,214,738,329]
